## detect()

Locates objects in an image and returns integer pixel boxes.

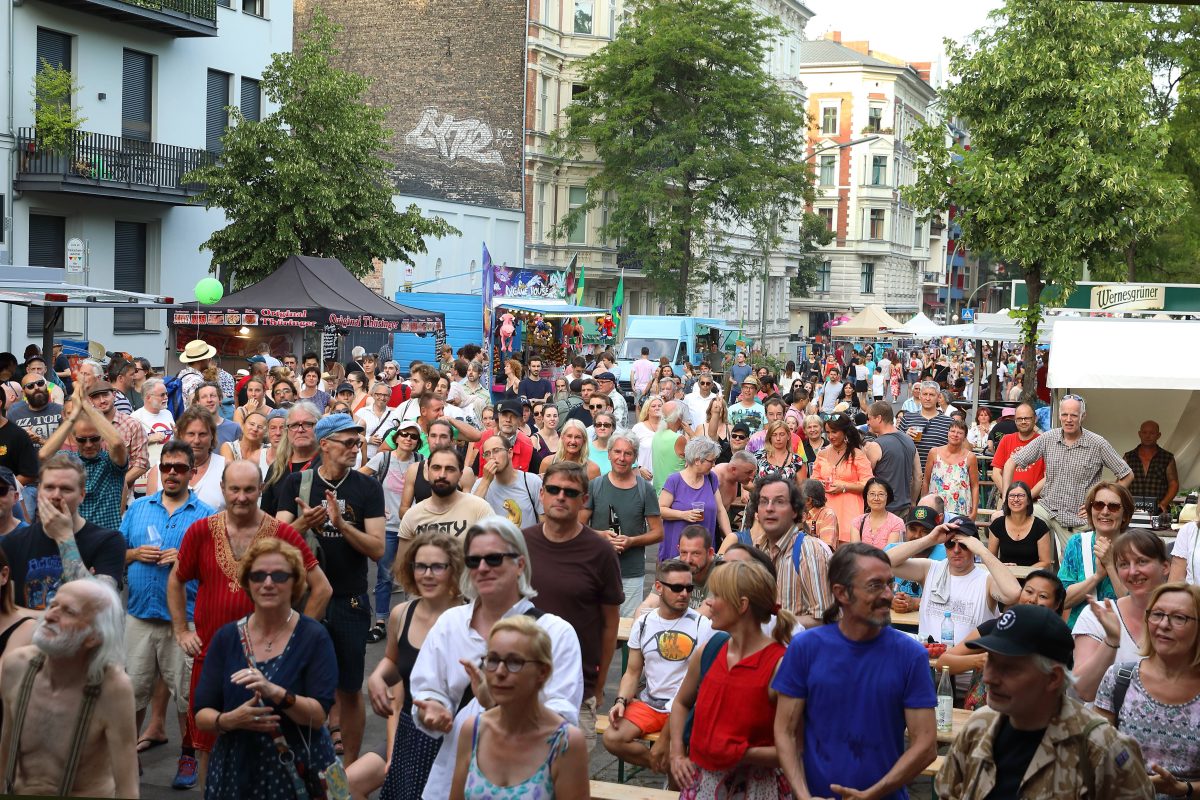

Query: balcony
[16,128,216,205]
[39,0,217,36]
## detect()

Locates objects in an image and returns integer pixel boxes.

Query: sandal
[137,736,168,753]
[366,622,387,644]
[329,725,344,756]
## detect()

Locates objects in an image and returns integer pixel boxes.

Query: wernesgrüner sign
[1089,285,1165,313]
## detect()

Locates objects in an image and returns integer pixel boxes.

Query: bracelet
[215,712,227,733]
[1185,781,1193,798]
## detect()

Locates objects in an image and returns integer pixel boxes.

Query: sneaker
[366,621,387,644]
[172,755,198,790]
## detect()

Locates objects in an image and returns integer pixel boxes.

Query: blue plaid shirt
[62,449,127,532]
[121,490,215,622]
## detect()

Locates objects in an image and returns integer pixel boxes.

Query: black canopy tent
[169,255,444,368]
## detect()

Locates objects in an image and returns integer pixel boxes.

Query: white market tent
[831,304,903,337]
[890,311,940,336]
[1048,317,1200,490]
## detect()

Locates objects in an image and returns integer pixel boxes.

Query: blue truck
[614,315,740,384]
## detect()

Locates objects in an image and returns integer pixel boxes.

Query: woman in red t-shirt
[668,560,797,798]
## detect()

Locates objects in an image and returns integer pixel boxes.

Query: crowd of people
[0,335,1191,800]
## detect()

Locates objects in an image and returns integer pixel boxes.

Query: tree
[903,0,1187,401]
[554,0,816,313]
[32,60,86,155]
[187,7,455,289]
[790,211,835,298]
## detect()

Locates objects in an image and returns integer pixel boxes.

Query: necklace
[316,465,350,493]
[256,609,295,654]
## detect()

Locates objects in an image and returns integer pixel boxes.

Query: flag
[612,270,625,332]
[575,264,586,306]
[481,243,495,397]
[564,253,579,303]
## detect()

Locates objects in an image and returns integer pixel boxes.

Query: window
[817,261,832,293]
[539,76,550,130]
[820,105,838,135]
[914,219,923,246]
[217,0,231,7]
[818,208,834,231]
[122,50,153,141]
[818,155,835,186]
[567,186,587,244]
[869,208,885,239]
[206,70,230,153]
[542,0,553,24]
[868,105,883,133]
[434,258,442,279]
[27,214,66,336]
[240,77,261,122]
[861,262,875,294]
[243,0,264,15]
[871,155,887,186]
[571,83,588,103]
[36,28,71,73]
[114,221,148,332]
[574,0,593,33]
[534,182,546,242]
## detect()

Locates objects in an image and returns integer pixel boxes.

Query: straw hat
[180,339,217,363]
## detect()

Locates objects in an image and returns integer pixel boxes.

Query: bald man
[1124,420,1179,514]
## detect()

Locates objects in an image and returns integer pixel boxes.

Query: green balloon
[195,278,224,305]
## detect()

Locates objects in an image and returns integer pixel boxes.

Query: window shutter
[240,77,261,122]
[122,50,153,141]
[206,70,230,153]
[27,215,67,335]
[36,28,71,72]
[113,221,148,331]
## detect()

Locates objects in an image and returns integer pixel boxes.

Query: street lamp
[803,135,880,162]
[964,279,1010,316]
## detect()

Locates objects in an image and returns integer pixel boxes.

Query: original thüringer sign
[1089,285,1165,313]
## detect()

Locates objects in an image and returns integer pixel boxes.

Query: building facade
[791,33,941,337]
[524,0,814,355]
[0,0,291,358]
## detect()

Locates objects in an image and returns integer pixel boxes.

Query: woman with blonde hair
[1060,480,1135,627]
[219,408,270,477]
[633,396,664,479]
[668,560,795,797]
[755,419,806,482]
[539,419,600,479]
[1094,582,1200,798]
[703,394,732,463]
[449,616,589,799]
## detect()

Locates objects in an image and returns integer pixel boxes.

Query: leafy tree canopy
[555,0,816,313]
[187,7,455,289]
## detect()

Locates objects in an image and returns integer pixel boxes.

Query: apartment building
[525,0,814,354]
[0,0,290,356]
[791,33,941,336]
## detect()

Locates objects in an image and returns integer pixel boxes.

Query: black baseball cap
[905,505,939,531]
[496,399,523,417]
[946,517,979,539]
[731,422,751,436]
[594,371,617,383]
[967,605,1074,667]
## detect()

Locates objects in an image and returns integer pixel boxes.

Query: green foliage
[32,60,86,155]
[186,7,456,289]
[790,211,835,298]
[902,0,1187,399]
[554,0,816,313]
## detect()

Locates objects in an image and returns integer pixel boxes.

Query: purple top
[659,470,719,560]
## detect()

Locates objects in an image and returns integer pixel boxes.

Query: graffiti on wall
[404,108,515,167]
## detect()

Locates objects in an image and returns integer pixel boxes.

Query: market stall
[168,255,443,373]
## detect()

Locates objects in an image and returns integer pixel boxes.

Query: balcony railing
[16,128,216,205]
[41,0,217,36]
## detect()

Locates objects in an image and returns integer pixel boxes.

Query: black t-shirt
[984,717,1046,800]
[1,522,125,610]
[260,455,322,516]
[278,469,385,596]
[54,354,74,397]
[0,422,38,480]
[989,418,1018,447]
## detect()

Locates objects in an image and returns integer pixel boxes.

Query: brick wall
[295,0,527,211]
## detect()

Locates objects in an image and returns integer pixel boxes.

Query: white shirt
[630,607,712,709]
[356,405,398,459]
[684,391,715,429]
[1073,602,1142,665]
[917,561,997,645]
[130,407,175,439]
[409,597,583,800]
[1172,521,1200,585]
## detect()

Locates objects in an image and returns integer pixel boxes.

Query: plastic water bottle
[936,666,954,734]
[940,611,955,647]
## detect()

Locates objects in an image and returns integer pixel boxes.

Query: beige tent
[830,304,903,337]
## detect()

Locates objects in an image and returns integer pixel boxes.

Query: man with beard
[0,579,138,797]
[39,383,128,532]
[773,543,937,800]
[751,476,832,629]
[1,454,125,610]
[8,368,63,447]
[399,420,476,515]
[635,525,717,616]
[168,459,329,782]
[20,354,65,405]
[260,401,322,515]
[398,446,491,564]
[276,413,386,765]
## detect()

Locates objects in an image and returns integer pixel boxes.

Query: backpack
[297,469,325,569]
[162,375,186,420]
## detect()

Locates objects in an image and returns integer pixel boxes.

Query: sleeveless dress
[462,716,569,799]
[380,601,444,800]
[226,441,270,478]
[928,451,972,516]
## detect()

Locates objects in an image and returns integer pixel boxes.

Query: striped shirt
[1012,427,1131,527]
[756,526,833,621]
[121,490,215,621]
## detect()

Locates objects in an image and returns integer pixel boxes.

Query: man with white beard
[0,579,138,797]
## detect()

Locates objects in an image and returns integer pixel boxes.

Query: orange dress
[810,447,874,543]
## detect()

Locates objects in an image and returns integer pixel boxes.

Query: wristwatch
[277,691,297,710]
[614,697,628,706]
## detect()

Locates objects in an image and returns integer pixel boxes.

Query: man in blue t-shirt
[773,543,937,799]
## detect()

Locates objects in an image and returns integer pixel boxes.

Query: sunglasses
[589,404,606,411]
[74,435,102,445]
[544,485,583,498]
[595,422,613,429]
[329,437,362,449]
[22,380,45,390]
[1090,500,1123,513]
[465,552,520,569]
[248,570,294,584]
[660,581,694,593]
[397,430,421,440]
[159,462,193,475]
[945,540,972,552]
[730,433,748,440]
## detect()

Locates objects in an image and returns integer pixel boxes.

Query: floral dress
[928,450,972,517]
[889,363,902,400]
[754,449,804,482]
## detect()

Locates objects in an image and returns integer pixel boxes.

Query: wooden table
[618,616,634,643]
[893,610,920,630]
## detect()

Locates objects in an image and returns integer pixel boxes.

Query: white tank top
[190,453,226,512]
[917,560,997,645]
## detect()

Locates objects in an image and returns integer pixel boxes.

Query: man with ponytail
[773,542,937,799]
